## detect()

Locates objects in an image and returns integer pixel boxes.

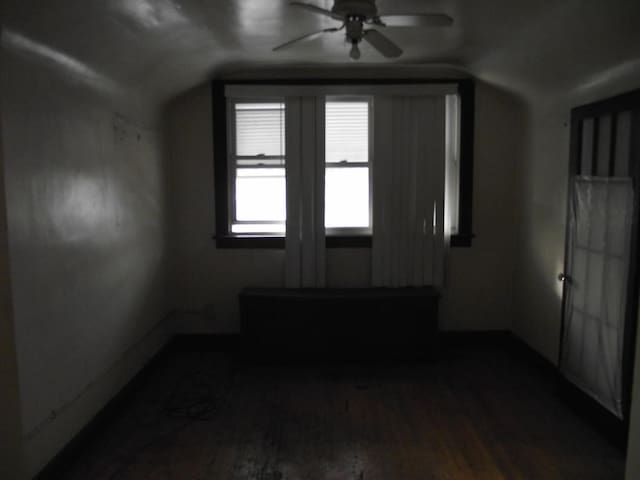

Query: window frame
[324,95,373,237]
[227,98,287,237]
[212,79,475,249]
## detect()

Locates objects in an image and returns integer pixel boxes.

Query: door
[560,92,640,420]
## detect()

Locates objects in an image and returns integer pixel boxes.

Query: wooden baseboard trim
[35,342,172,479]
[169,333,243,352]
[508,333,627,451]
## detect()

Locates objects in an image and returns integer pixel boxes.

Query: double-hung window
[229,101,286,235]
[324,98,371,234]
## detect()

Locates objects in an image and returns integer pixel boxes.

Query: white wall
[166,76,525,333]
[1,50,171,476]
[512,104,567,362]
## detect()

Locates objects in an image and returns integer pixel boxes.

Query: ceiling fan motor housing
[345,16,366,43]
[332,0,378,18]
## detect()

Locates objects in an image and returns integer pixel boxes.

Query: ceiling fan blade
[273,28,338,51]
[363,29,402,58]
[377,14,453,27]
[290,2,343,21]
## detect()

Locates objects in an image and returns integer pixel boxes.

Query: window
[325,99,371,233]
[229,101,286,235]
[213,80,475,248]
[227,97,372,238]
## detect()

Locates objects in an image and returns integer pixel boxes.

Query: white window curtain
[285,96,326,287]
[560,177,634,418]
[372,95,446,288]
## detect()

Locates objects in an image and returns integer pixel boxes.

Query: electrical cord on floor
[162,370,221,421]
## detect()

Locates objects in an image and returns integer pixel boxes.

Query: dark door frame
[559,88,640,441]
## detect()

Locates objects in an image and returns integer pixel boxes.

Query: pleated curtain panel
[372,95,447,288]
[281,90,453,289]
[285,96,326,288]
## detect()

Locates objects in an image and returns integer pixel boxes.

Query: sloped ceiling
[2,0,640,106]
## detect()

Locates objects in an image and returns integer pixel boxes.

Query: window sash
[325,97,372,234]
[228,98,286,235]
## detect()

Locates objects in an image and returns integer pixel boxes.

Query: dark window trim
[212,78,475,249]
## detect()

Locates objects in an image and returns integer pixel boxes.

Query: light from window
[325,100,371,231]
[230,102,286,235]
[444,94,461,237]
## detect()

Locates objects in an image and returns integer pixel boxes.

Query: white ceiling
[2,0,640,106]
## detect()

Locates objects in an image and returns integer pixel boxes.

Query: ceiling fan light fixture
[349,41,361,60]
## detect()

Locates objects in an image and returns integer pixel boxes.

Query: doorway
[560,90,640,432]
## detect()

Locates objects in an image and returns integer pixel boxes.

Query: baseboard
[556,369,629,450]
[508,333,627,451]
[170,333,244,352]
[34,323,171,479]
[507,333,559,378]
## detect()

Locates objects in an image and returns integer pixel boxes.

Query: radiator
[239,287,440,356]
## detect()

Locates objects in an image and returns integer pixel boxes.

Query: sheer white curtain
[372,95,446,287]
[285,96,326,287]
[561,177,634,417]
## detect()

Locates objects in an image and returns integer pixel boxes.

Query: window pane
[325,101,368,163]
[235,103,285,157]
[235,168,286,222]
[325,167,370,229]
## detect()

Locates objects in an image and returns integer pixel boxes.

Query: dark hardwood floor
[54,346,625,479]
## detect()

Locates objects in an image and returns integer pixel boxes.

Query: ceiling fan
[273,0,453,60]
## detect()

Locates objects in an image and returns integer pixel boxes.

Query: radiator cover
[239,287,440,355]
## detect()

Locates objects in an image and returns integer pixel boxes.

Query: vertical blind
[235,103,285,158]
[325,102,369,163]
[372,96,446,288]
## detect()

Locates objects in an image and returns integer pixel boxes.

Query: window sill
[214,235,372,249]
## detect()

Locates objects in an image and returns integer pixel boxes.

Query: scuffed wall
[1,50,170,476]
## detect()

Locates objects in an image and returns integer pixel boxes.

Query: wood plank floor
[56,347,625,479]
